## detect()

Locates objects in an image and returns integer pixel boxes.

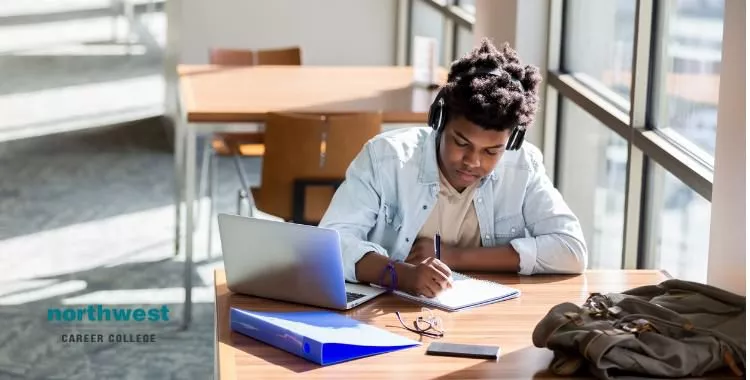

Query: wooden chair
[256,46,302,66]
[252,112,383,224]
[208,46,301,66]
[208,46,303,158]
[200,47,302,256]
[203,112,382,254]
[208,48,255,66]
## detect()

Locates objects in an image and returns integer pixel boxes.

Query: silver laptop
[217,213,386,310]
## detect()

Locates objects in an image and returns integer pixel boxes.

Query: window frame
[547,0,717,270]
[402,0,475,67]
[549,0,714,202]
[404,0,721,272]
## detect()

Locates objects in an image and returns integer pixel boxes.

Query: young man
[319,39,587,298]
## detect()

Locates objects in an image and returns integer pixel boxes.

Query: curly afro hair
[442,38,542,132]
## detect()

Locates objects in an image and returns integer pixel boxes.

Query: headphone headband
[428,67,526,151]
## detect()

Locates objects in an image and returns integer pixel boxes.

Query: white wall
[706,0,746,295]
[172,0,397,65]
[164,0,398,122]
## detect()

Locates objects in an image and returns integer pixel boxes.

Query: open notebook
[393,272,520,311]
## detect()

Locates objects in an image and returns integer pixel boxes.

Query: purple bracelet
[379,260,398,291]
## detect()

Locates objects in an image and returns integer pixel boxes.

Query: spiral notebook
[393,272,520,311]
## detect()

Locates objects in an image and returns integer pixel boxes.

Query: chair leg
[207,151,217,258]
[224,146,260,218]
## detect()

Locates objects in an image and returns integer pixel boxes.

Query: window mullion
[622,0,653,269]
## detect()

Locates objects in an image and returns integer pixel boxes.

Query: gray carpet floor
[0,119,258,379]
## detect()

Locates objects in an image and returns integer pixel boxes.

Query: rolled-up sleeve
[511,151,588,275]
[319,142,388,282]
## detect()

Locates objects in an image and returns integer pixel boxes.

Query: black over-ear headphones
[427,67,526,151]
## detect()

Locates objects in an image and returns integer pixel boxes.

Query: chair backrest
[208,46,302,158]
[208,48,255,66]
[256,46,302,65]
[256,112,382,223]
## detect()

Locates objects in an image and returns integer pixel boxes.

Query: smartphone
[425,342,501,360]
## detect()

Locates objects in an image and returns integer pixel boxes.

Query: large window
[457,0,475,14]
[563,0,635,103]
[403,0,727,281]
[644,163,711,282]
[406,0,475,66]
[651,0,724,164]
[409,0,447,65]
[558,99,627,269]
[455,25,474,58]
[549,0,722,277]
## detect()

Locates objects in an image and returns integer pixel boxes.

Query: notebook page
[394,272,519,311]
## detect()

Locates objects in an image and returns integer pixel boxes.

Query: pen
[434,233,441,260]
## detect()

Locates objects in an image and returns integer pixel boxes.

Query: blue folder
[230,308,420,365]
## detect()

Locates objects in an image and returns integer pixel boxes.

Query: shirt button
[485,234,490,239]
[478,198,483,203]
[422,205,427,210]
[511,227,516,233]
[406,237,410,242]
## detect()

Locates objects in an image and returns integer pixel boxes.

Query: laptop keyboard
[346,292,366,303]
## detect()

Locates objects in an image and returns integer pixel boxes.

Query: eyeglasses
[395,308,444,338]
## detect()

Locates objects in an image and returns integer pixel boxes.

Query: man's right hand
[406,257,453,298]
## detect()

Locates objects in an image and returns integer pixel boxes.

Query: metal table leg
[174,116,185,258]
[182,124,197,329]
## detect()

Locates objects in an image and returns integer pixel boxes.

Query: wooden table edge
[215,270,237,380]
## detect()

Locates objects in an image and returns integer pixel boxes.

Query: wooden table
[179,65,446,123]
[175,66,445,327]
[214,269,673,379]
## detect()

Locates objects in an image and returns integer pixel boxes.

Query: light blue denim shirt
[319,127,588,282]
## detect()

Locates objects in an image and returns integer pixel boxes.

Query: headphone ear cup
[428,101,438,130]
[428,88,448,131]
[437,104,448,133]
[506,127,526,150]
[428,97,444,131]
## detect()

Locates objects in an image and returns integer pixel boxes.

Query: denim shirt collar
[418,130,499,186]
